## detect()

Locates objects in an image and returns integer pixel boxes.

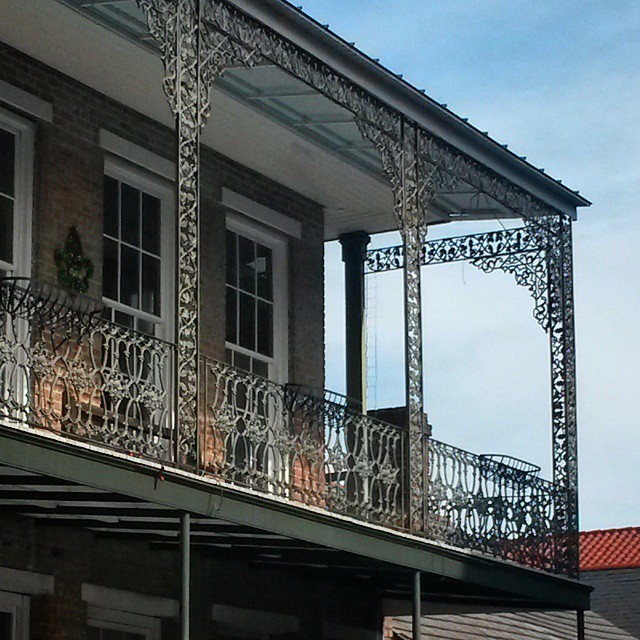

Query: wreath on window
[54,226,94,294]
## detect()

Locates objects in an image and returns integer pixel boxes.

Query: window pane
[114,310,135,329]
[86,627,101,640]
[120,245,139,309]
[234,351,250,373]
[103,237,118,301]
[256,243,272,301]
[142,192,161,254]
[225,286,237,344]
[238,235,255,294]
[253,358,269,378]
[257,300,273,357]
[0,195,13,265]
[239,292,255,351]
[137,318,156,336]
[0,611,12,640]
[103,176,119,237]
[226,230,237,286]
[142,254,161,316]
[0,128,15,198]
[121,183,140,246]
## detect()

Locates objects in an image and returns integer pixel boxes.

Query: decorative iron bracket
[365,215,578,574]
[136,0,261,463]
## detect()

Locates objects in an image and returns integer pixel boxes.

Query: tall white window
[225,215,287,382]
[102,159,174,339]
[0,107,33,279]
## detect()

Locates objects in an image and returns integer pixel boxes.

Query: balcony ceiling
[2,0,586,239]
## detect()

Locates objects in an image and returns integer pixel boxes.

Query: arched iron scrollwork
[202,358,408,527]
[364,214,579,575]
[136,0,262,464]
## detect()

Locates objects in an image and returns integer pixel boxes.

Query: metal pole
[577,610,585,640]
[339,231,371,411]
[413,571,421,640]
[181,512,191,640]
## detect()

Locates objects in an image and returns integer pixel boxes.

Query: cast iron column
[412,571,421,640]
[546,214,579,575]
[181,513,191,640]
[339,231,371,411]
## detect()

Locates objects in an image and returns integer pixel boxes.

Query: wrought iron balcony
[0,278,567,575]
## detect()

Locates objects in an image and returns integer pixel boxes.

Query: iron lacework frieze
[365,214,578,575]
[132,0,578,573]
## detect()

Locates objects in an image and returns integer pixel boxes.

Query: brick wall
[581,567,640,638]
[0,41,325,388]
[0,512,381,640]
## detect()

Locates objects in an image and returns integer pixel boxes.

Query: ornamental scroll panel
[365,215,579,575]
[136,0,261,463]
[356,117,461,531]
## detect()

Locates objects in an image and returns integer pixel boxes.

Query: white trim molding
[0,567,54,595]
[81,583,179,618]
[0,80,53,122]
[211,604,300,635]
[222,188,302,239]
[0,106,34,279]
[100,130,175,182]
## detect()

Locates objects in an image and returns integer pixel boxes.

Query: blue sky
[318,1,640,530]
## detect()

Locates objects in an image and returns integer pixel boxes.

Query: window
[225,215,287,382]
[102,159,173,339]
[82,584,173,640]
[0,591,29,640]
[0,107,33,279]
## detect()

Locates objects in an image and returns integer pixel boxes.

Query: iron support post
[413,571,421,640]
[339,231,371,411]
[546,215,579,575]
[577,610,585,640]
[181,512,191,640]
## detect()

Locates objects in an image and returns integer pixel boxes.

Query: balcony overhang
[0,426,590,612]
[1,0,589,240]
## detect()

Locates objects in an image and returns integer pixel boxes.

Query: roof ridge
[581,526,640,535]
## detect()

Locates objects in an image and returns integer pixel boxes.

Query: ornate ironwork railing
[0,279,567,572]
[0,278,175,460]
[201,357,408,528]
[427,440,563,573]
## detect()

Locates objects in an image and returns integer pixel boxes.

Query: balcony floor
[0,422,590,612]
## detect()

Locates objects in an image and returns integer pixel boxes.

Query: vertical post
[576,610,585,640]
[546,214,579,574]
[412,571,421,640]
[173,0,202,466]
[339,231,371,411]
[400,121,428,532]
[181,512,191,640]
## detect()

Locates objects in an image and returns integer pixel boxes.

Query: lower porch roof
[0,425,591,612]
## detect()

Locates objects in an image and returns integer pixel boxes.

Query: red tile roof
[581,527,640,571]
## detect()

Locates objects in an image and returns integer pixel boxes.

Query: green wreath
[54,226,94,294]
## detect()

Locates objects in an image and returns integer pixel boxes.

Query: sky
[316,0,640,531]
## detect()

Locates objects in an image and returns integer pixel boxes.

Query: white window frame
[103,155,175,342]
[82,583,178,640]
[0,590,29,640]
[86,608,161,640]
[225,211,288,384]
[0,105,34,279]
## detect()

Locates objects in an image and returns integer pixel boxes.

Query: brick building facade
[0,1,593,638]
